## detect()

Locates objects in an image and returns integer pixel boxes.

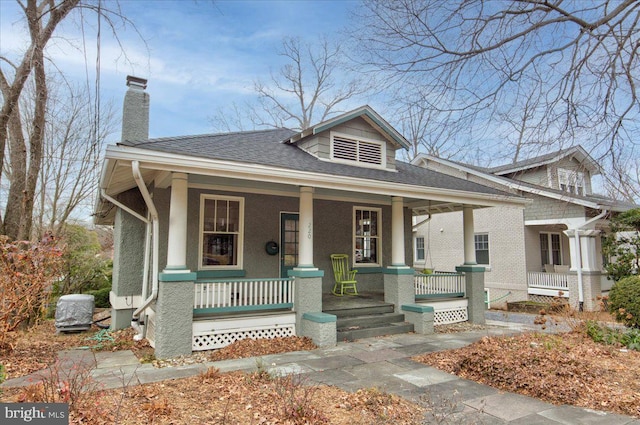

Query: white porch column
[297,186,316,269]
[165,172,189,271]
[463,206,476,265]
[580,230,600,272]
[391,196,406,266]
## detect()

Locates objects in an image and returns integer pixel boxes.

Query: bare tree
[352,0,640,200]
[0,0,141,240]
[33,80,116,236]
[211,36,371,132]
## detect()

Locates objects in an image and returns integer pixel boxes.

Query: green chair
[330,254,358,296]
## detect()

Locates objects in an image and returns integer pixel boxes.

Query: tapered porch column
[297,186,316,270]
[463,206,476,265]
[156,171,195,358]
[563,229,602,311]
[391,196,406,266]
[456,205,485,324]
[384,196,414,312]
[165,172,189,271]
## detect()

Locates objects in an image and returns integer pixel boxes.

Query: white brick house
[412,147,638,311]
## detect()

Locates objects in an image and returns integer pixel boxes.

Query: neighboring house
[411,147,638,312]
[95,77,526,358]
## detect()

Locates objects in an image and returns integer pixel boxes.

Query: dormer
[285,106,410,171]
[488,146,601,196]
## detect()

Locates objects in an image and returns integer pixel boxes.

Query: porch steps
[325,304,414,342]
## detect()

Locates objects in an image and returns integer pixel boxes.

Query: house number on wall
[307,223,312,239]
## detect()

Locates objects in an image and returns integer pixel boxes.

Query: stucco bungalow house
[95,76,527,358]
[411,147,637,312]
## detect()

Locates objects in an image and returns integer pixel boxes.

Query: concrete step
[324,303,395,318]
[337,321,414,342]
[337,312,407,329]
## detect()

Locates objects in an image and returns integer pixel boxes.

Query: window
[200,195,244,269]
[354,207,381,266]
[415,237,425,261]
[540,232,562,267]
[331,132,385,167]
[474,233,490,265]
[558,168,585,196]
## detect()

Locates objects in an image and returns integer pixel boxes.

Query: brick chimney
[121,75,149,143]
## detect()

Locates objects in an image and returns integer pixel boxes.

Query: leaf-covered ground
[414,331,640,418]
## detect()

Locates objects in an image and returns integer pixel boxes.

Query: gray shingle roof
[120,129,510,197]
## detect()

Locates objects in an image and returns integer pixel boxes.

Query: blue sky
[0,0,358,139]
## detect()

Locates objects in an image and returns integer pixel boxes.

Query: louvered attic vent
[332,135,383,166]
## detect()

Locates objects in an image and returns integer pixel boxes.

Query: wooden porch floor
[322,291,389,312]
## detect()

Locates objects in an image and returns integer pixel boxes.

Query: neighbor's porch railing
[414,272,465,298]
[194,278,294,314]
[527,272,569,297]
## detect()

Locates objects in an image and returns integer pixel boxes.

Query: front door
[280,213,299,277]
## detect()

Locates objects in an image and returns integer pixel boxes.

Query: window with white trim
[540,232,562,267]
[558,168,585,196]
[474,233,490,265]
[200,195,244,269]
[415,237,425,261]
[331,132,385,168]
[354,207,382,265]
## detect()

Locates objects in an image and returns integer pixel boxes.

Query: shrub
[0,235,64,350]
[608,276,640,328]
[86,286,110,308]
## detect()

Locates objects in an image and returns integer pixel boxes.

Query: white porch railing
[527,272,569,297]
[194,278,294,313]
[414,272,465,297]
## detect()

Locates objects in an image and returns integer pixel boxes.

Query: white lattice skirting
[418,299,469,325]
[192,313,296,351]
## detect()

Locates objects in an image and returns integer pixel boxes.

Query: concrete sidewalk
[4,319,638,424]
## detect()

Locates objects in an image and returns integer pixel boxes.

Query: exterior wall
[505,166,549,187]
[413,206,527,308]
[524,194,586,221]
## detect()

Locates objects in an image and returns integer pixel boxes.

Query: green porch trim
[159,271,197,282]
[402,304,434,313]
[456,265,486,273]
[163,265,188,271]
[415,292,465,300]
[193,303,293,315]
[196,269,246,279]
[383,267,415,275]
[288,269,325,278]
[356,267,383,274]
[194,277,292,284]
[303,312,336,323]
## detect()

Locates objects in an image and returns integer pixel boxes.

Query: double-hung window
[474,233,490,265]
[415,237,425,261]
[540,232,562,266]
[558,168,585,196]
[200,195,244,269]
[354,207,381,266]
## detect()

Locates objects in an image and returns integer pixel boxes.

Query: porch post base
[383,271,414,313]
[111,308,134,330]
[402,304,434,334]
[456,265,486,324]
[582,272,602,311]
[154,276,194,359]
[301,312,336,347]
[292,275,324,333]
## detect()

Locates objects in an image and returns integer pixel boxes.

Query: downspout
[572,210,608,311]
[130,160,160,340]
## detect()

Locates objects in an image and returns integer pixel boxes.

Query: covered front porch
[525,213,609,311]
